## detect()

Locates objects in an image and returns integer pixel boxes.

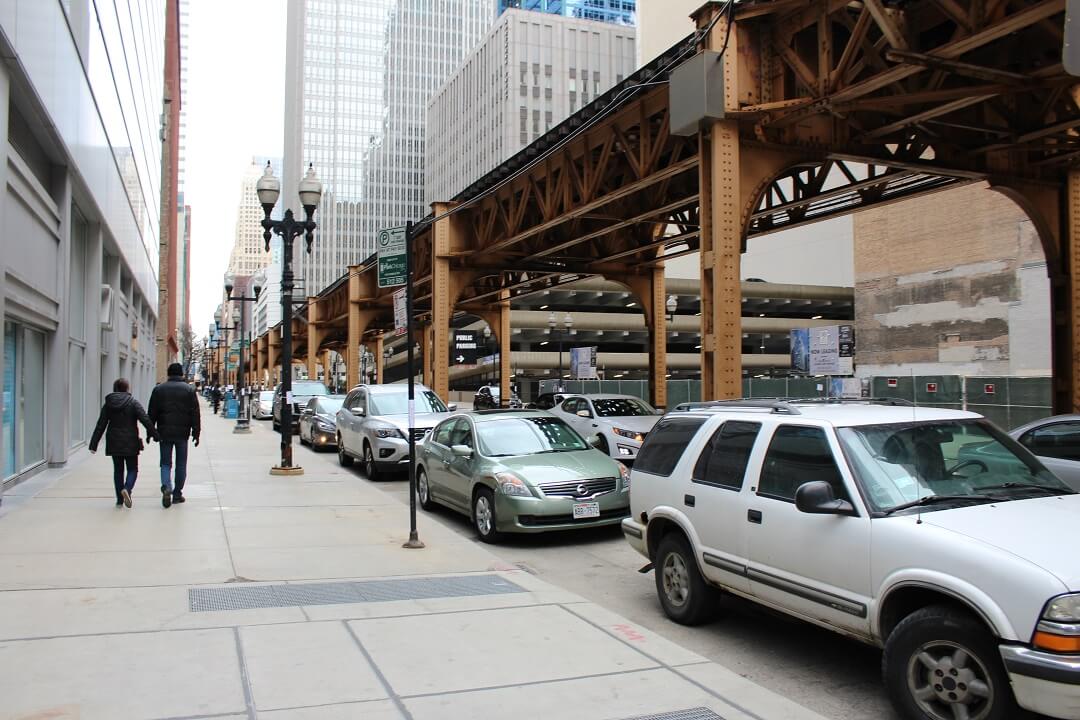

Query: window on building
[4,321,46,479]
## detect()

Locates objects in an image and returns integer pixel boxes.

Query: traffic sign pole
[403,220,424,550]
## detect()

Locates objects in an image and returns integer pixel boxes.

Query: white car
[551,394,662,463]
[1009,414,1080,491]
[252,390,274,420]
[623,399,1080,720]
[335,384,457,480]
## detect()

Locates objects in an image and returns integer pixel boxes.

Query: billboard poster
[790,328,809,374]
[570,346,597,379]
[792,324,855,375]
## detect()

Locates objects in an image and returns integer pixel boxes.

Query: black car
[298,395,345,450]
[525,392,565,410]
[272,380,331,431]
[472,384,522,410]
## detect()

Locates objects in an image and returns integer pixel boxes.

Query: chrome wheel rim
[418,472,429,503]
[661,552,690,608]
[337,439,345,462]
[364,447,374,476]
[907,640,994,720]
[475,495,493,535]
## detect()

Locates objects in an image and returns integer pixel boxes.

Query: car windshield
[837,419,1072,514]
[259,392,273,401]
[292,382,329,397]
[320,398,344,414]
[593,397,654,417]
[369,390,448,416]
[477,417,588,456]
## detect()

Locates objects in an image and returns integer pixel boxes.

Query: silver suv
[625,399,1080,720]
[335,384,456,480]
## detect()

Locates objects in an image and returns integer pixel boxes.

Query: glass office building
[497,0,636,26]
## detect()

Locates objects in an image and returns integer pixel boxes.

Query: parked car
[336,384,457,480]
[472,384,522,410]
[1009,414,1080,491]
[298,395,345,449]
[623,399,1080,720]
[272,380,330,431]
[252,390,275,420]
[417,409,631,542]
[551,393,662,462]
[525,392,565,410]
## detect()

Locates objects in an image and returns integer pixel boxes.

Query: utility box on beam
[670,50,725,136]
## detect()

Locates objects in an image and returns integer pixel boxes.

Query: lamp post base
[270,465,304,476]
[402,536,426,549]
[233,422,252,434]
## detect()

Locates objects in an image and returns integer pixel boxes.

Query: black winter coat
[89,393,154,457]
[148,377,202,442]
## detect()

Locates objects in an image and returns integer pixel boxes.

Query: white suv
[623,399,1080,720]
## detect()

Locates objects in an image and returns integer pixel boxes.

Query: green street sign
[377,226,407,288]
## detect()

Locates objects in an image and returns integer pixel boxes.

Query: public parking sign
[377,226,407,288]
[452,330,479,365]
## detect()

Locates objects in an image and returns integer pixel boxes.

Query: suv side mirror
[451,444,472,458]
[447,403,458,412]
[576,409,592,418]
[351,407,365,416]
[795,481,855,515]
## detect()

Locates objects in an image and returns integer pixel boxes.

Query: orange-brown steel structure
[249,0,1080,412]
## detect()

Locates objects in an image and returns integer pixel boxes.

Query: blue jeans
[159,440,189,495]
[112,456,138,501]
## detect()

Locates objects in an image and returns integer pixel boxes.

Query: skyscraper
[497,0,636,26]
[228,159,279,278]
[427,9,636,204]
[284,0,493,296]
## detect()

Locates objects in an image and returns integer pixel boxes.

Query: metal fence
[538,375,1053,430]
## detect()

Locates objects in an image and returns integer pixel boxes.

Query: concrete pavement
[0,408,830,720]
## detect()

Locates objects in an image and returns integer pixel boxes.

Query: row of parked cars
[251,380,1080,720]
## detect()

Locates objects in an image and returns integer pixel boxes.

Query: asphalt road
[254,418,898,720]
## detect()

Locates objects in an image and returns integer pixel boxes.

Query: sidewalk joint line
[343,620,415,720]
[207,443,240,580]
[558,603,770,720]
[232,626,258,720]
[398,666,663,701]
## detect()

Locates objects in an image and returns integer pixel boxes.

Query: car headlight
[617,461,631,492]
[612,427,645,442]
[374,427,405,439]
[315,419,335,431]
[1034,593,1080,653]
[494,472,532,497]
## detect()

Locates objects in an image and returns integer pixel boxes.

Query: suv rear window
[634,416,707,477]
[692,421,761,490]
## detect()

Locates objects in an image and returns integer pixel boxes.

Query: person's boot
[161,486,172,508]
[120,488,132,508]
[172,492,186,504]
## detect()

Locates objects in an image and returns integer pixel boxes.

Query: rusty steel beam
[532,194,698,258]
[861,94,998,139]
[883,48,1030,85]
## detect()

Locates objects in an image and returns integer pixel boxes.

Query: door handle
[684,494,695,507]
[747,509,762,524]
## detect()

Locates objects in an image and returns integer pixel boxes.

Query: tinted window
[433,420,455,447]
[369,390,448,415]
[1021,422,1080,460]
[448,418,474,449]
[760,425,847,502]
[319,398,344,414]
[692,421,761,490]
[594,398,654,417]
[634,417,707,477]
[561,398,579,414]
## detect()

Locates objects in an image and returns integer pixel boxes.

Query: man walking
[148,363,201,508]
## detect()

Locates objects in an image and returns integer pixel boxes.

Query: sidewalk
[0,409,830,720]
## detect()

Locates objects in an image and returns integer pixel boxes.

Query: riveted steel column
[307,297,319,382]
[347,267,362,390]
[498,289,512,406]
[1067,170,1080,412]
[430,203,456,402]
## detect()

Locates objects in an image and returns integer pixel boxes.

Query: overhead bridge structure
[246,0,1080,411]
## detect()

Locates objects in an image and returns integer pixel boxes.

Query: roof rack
[671,399,802,415]
[784,397,915,407]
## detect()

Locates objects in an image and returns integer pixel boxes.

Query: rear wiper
[882,494,993,516]
[973,482,1073,495]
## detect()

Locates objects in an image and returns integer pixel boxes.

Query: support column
[367,335,385,384]
[420,323,432,387]
[497,290,512,406]
[346,283,361,390]
[622,268,669,408]
[1066,170,1080,412]
[306,297,318,382]
[322,350,332,389]
[430,204,457,402]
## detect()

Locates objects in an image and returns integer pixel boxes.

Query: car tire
[472,487,500,543]
[883,605,1018,720]
[337,435,353,467]
[417,467,435,511]
[596,434,610,456]
[654,533,716,626]
[299,428,307,446]
[363,443,380,481]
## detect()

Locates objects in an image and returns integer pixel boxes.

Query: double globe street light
[255,162,322,476]
[213,304,240,390]
[224,270,265,434]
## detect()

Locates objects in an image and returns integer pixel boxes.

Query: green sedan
[417,410,631,542]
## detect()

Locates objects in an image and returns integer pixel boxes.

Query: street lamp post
[255,161,322,476]
[383,346,393,381]
[225,271,265,434]
[482,325,492,387]
[214,306,240,411]
[547,311,573,392]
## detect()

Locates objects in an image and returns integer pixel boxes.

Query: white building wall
[427,10,636,205]
[0,0,163,488]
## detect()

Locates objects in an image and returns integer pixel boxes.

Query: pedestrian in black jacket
[148,363,201,508]
[89,378,156,508]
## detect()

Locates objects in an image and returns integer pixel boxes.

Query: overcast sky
[186,0,286,338]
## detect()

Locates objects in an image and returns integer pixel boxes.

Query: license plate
[572,501,600,519]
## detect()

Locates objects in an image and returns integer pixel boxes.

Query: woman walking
[89,378,156,508]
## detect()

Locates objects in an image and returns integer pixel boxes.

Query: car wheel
[337,436,353,467]
[472,487,500,543]
[883,605,1017,720]
[363,443,380,481]
[596,434,610,456]
[654,533,716,625]
[417,468,435,511]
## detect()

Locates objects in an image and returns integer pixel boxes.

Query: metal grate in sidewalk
[621,710,725,720]
[189,574,525,612]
